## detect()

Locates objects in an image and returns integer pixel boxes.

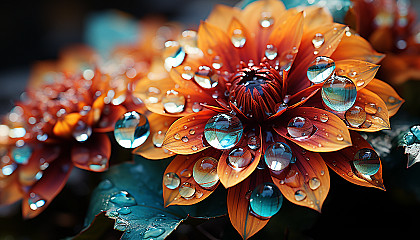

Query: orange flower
[134,1,404,238]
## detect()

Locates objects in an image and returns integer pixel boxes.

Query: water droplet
[249,183,283,219]
[193,157,219,188]
[345,106,366,127]
[114,111,150,148]
[174,133,181,140]
[307,56,335,84]
[319,113,329,123]
[195,190,203,198]
[12,144,32,164]
[309,177,321,190]
[98,179,113,190]
[181,136,188,143]
[231,29,246,48]
[144,227,165,239]
[228,148,253,170]
[265,142,293,172]
[181,66,194,80]
[320,170,325,175]
[312,33,325,48]
[260,15,274,28]
[352,148,380,176]
[162,90,186,114]
[110,190,137,207]
[179,182,196,199]
[28,193,46,211]
[145,87,161,104]
[388,96,396,104]
[194,66,219,89]
[365,103,377,115]
[204,113,243,150]
[294,190,307,201]
[410,125,420,139]
[189,129,195,135]
[117,207,132,215]
[321,75,357,112]
[163,172,181,189]
[164,41,186,70]
[247,135,261,150]
[287,116,314,139]
[265,44,278,60]
[180,169,192,178]
[192,102,202,112]
[191,146,198,151]
[212,56,223,69]
[72,120,92,142]
[152,130,165,148]
[114,219,128,231]
[337,134,344,141]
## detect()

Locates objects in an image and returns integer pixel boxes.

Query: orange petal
[22,154,73,219]
[364,79,404,117]
[303,6,333,30]
[272,142,330,212]
[227,17,256,64]
[162,111,218,154]
[94,105,127,133]
[53,113,82,139]
[335,60,380,90]
[321,131,385,190]
[218,126,262,188]
[71,133,111,172]
[331,33,384,64]
[0,173,23,205]
[288,23,346,94]
[227,168,273,240]
[163,149,222,206]
[273,107,352,152]
[207,4,241,33]
[133,113,177,159]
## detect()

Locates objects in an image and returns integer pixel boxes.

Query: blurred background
[1,0,420,239]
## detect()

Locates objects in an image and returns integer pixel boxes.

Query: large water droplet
[162,90,185,114]
[321,75,357,112]
[307,56,335,84]
[352,148,380,176]
[287,117,314,139]
[265,45,278,60]
[144,227,165,239]
[264,142,293,172]
[231,29,246,48]
[249,183,283,219]
[152,130,165,148]
[345,106,366,127]
[28,193,46,210]
[204,113,243,150]
[163,172,181,189]
[163,41,186,70]
[179,182,195,199]
[228,148,253,170]
[110,190,137,207]
[73,120,92,142]
[114,111,150,148]
[194,66,219,89]
[308,177,321,190]
[294,190,306,201]
[260,14,274,28]
[312,33,325,48]
[12,144,32,164]
[193,157,219,189]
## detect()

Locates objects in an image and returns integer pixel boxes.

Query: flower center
[229,65,283,121]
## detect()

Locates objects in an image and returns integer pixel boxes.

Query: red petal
[162,111,218,154]
[321,131,385,190]
[364,79,404,117]
[273,107,352,152]
[71,133,111,172]
[163,149,222,206]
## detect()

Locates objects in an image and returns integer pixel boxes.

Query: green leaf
[81,156,227,240]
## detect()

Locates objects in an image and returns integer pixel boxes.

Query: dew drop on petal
[145,87,161,104]
[144,227,165,239]
[265,44,278,60]
[321,75,357,112]
[110,190,137,207]
[180,169,192,178]
[345,106,367,127]
[162,90,186,114]
[307,56,335,84]
[294,190,307,201]
[117,207,132,215]
[179,182,196,199]
[308,177,321,190]
[193,157,219,189]
[264,142,293,172]
[212,56,223,69]
[249,183,283,219]
[194,66,219,89]
[114,111,150,149]
[152,130,165,148]
[228,148,253,170]
[312,33,325,48]
[231,29,246,48]
[181,66,194,80]
[28,193,46,211]
[204,113,243,150]
[352,148,380,176]
[365,103,377,115]
[287,117,314,139]
[192,102,203,112]
[73,120,92,142]
[247,135,261,150]
[319,113,329,123]
[163,172,181,189]
[259,13,274,28]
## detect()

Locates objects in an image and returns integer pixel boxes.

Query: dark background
[1,0,420,239]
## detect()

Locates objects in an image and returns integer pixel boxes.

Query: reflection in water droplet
[309,177,321,190]
[73,120,92,142]
[365,103,377,115]
[152,130,165,148]
[321,75,357,112]
[265,142,293,172]
[179,182,196,199]
[194,66,219,89]
[294,190,307,201]
[162,90,186,114]
[231,29,246,48]
[319,113,329,123]
[228,148,253,170]
[337,134,344,141]
[312,33,325,48]
[247,134,261,150]
[163,41,186,70]
[307,56,335,84]
[144,227,165,239]
[345,106,367,127]
[410,125,420,139]
[181,66,194,80]
[145,87,161,104]
[260,13,274,28]
[110,190,137,207]
[352,148,380,176]
[193,157,219,188]
[28,193,46,211]
[12,144,32,164]
[287,117,314,139]
[204,113,243,150]
[163,172,181,189]
[114,111,150,148]
[249,183,283,219]
[180,169,192,178]
[265,45,278,60]
[114,219,128,231]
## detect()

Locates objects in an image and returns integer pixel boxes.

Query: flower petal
[218,126,262,188]
[321,131,385,190]
[273,107,352,152]
[206,4,241,32]
[335,60,380,90]
[163,149,222,207]
[22,154,73,219]
[71,133,111,172]
[53,113,82,139]
[0,173,23,205]
[133,113,177,159]
[227,168,273,240]
[303,6,333,30]
[162,111,218,154]
[94,105,127,133]
[272,141,330,212]
[364,79,404,117]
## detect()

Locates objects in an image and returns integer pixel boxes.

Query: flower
[135,0,404,238]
